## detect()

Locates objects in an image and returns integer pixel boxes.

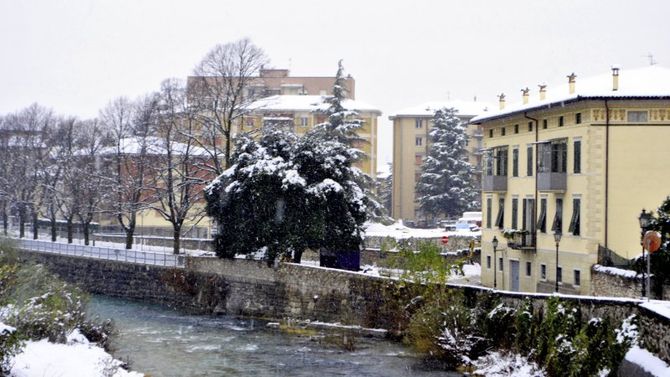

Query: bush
[0,324,23,375]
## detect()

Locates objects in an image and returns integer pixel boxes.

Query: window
[246,118,255,127]
[495,198,505,229]
[543,119,548,129]
[526,145,533,177]
[574,270,581,286]
[415,154,423,165]
[575,112,582,124]
[573,140,581,174]
[489,129,494,138]
[485,151,493,176]
[514,124,519,134]
[512,198,518,229]
[486,198,492,228]
[568,198,581,236]
[501,127,506,136]
[538,198,547,233]
[415,137,423,146]
[559,116,564,127]
[499,257,504,272]
[300,117,309,127]
[487,256,491,269]
[528,121,533,132]
[552,198,563,233]
[523,198,535,232]
[539,139,567,173]
[557,267,563,283]
[627,111,648,122]
[541,264,547,280]
[494,147,508,176]
[526,261,532,277]
[415,119,422,128]
[512,148,519,177]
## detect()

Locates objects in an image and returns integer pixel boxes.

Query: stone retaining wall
[17,249,670,364]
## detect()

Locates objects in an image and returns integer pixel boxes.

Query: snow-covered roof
[98,136,209,156]
[246,95,381,114]
[389,99,493,119]
[472,65,670,123]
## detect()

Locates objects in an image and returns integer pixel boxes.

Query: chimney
[538,83,547,100]
[521,87,530,104]
[611,65,620,91]
[567,73,577,94]
[498,93,506,110]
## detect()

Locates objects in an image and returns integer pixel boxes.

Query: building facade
[389,100,491,224]
[243,95,381,178]
[473,65,670,295]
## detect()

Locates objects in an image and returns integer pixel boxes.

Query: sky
[1,0,669,168]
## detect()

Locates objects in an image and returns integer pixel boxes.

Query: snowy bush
[482,302,517,349]
[0,322,22,375]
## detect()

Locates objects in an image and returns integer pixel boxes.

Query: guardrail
[15,238,185,268]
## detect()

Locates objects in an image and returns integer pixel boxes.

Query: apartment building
[187,68,355,100]
[389,100,491,224]
[243,95,381,178]
[472,65,670,295]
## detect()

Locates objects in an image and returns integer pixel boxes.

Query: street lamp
[554,230,562,293]
[492,236,499,289]
[639,209,653,297]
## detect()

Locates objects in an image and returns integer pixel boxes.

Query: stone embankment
[17,248,670,366]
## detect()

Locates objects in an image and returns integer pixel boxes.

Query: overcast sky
[1,0,669,167]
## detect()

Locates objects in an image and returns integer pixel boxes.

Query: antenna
[643,53,657,66]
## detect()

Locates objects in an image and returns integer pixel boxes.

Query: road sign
[643,231,662,253]
[441,235,449,245]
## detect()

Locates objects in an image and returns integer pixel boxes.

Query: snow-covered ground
[10,329,143,377]
[625,346,670,376]
[363,221,480,240]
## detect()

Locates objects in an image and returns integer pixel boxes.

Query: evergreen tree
[416,108,477,220]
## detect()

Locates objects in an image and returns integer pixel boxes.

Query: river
[88,296,458,377]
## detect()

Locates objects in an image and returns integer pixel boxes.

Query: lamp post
[492,236,499,289]
[554,230,562,293]
[638,209,653,298]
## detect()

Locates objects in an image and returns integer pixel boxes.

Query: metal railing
[15,238,185,268]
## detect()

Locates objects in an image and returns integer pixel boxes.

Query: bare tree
[190,38,268,174]
[100,96,159,249]
[3,104,56,239]
[75,119,109,245]
[150,79,208,254]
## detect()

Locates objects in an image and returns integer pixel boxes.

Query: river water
[88,296,458,377]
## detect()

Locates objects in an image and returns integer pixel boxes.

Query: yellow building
[389,100,491,224]
[243,95,381,178]
[472,65,670,295]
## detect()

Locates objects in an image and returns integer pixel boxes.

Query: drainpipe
[523,112,539,251]
[604,100,610,262]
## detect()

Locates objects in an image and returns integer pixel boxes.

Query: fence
[15,239,185,268]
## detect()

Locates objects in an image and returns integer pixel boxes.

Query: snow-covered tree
[416,108,477,220]
[205,129,311,264]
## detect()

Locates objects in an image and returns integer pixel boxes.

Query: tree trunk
[125,229,134,250]
[50,217,57,242]
[66,218,74,244]
[1,202,7,236]
[83,222,90,246]
[18,205,25,238]
[292,248,304,264]
[173,229,181,255]
[32,209,38,240]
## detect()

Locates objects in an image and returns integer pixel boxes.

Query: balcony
[482,175,507,192]
[506,231,536,251]
[537,172,566,191]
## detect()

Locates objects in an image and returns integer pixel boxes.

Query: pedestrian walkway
[14,238,185,268]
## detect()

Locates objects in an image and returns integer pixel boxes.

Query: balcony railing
[482,175,507,192]
[506,232,536,251]
[537,172,567,191]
